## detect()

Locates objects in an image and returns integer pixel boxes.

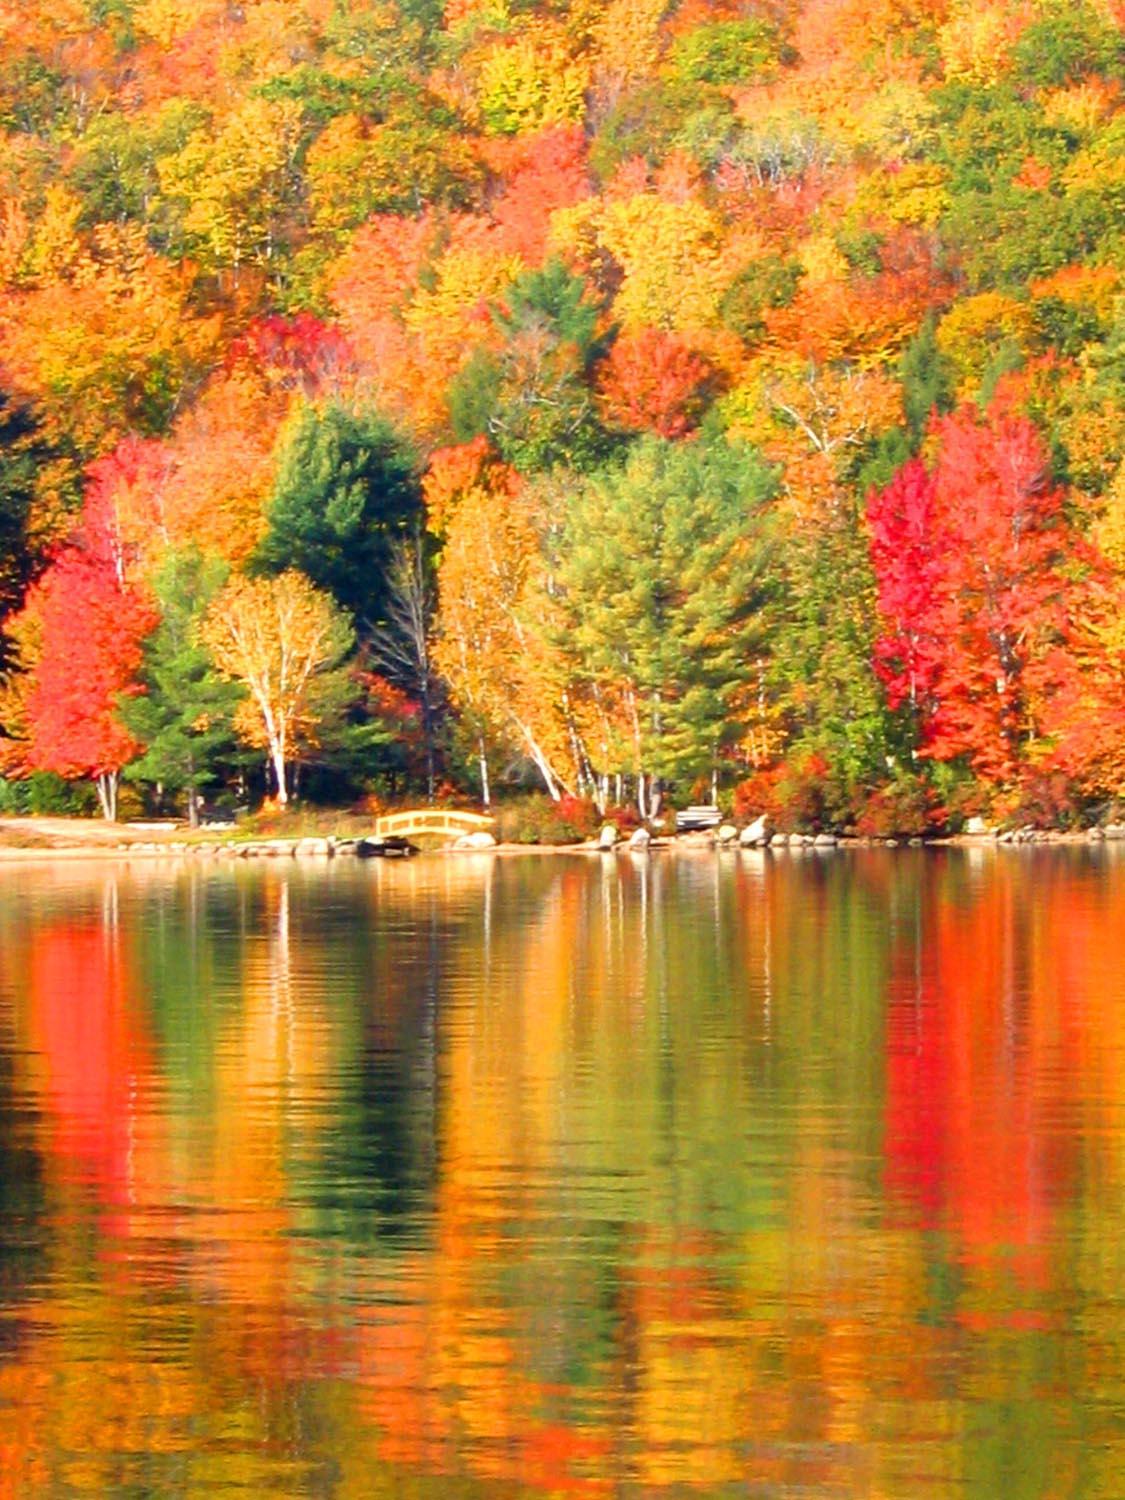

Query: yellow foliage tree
[0,222,224,460]
[201,570,354,805]
[552,193,727,333]
[157,97,303,275]
[937,1,1020,84]
[432,469,570,801]
[476,27,590,136]
[936,292,1035,393]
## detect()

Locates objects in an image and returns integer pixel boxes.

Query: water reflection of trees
[0,852,1125,1493]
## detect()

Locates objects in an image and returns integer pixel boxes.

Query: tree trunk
[269,739,288,807]
[478,736,491,809]
[424,703,436,804]
[95,771,118,822]
[187,786,200,829]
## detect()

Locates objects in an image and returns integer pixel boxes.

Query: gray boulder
[740,814,769,846]
[455,830,497,850]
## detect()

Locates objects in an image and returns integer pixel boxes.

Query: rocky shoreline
[1,820,1125,864]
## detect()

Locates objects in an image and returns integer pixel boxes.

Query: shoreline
[0,826,1120,865]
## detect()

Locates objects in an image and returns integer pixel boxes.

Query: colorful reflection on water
[1,846,1124,1496]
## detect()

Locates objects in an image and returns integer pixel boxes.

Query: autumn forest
[0,0,1122,831]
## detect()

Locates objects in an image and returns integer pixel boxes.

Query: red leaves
[596,328,715,438]
[23,548,156,782]
[868,457,946,718]
[226,313,353,396]
[486,126,592,264]
[82,435,170,578]
[868,406,1071,782]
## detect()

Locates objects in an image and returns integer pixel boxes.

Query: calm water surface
[1,847,1124,1496]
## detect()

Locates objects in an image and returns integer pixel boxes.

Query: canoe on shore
[355,835,420,858]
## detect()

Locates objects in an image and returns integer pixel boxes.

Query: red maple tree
[869,406,1073,783]
[23,547,157,819]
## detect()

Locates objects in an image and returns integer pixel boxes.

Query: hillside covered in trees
[0,0,1121,831]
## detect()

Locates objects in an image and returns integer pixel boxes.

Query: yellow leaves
[433,479,535,724]
[937,1,1021,85]
[723,356,902,522]
[853,162,951,229]
[25,185,83,283]
[1042,80,1119,137]
[0,196,29,286]
[431,461,570,779]
[797,234,849,286]
[727,357,903,454]
[306,113,377,236]
[157,96,303,271]
[1032,264,1119,318]
[443,0,510,28]
[476,28,591,135]
[0,223,224,455]
[1095,463,1125,574]
[591,0,668,91]
[1062,120,1125,204]
[403,242,521,361]
[202,570,352,755]
[552,194,726,333]
[1061,398,1123,498]
[936,292,1035,391]
[837,79,940,158]
[134,0,228,47]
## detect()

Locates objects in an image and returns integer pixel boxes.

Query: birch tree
[201,570,353,806]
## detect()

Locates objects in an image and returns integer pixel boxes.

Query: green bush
[0,777,30,813]
[0,773,98,816]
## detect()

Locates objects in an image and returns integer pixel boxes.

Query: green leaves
[254,403,421,630]
[119,549,244,814]
[552,435,778,785]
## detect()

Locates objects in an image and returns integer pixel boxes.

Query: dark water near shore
[1,846,1124,1496]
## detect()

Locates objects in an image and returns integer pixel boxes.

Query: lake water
[1,846,1124,1497]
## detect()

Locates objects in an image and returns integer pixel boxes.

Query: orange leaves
[725,356,902,521]
[423,436,519,536]
[485,125,592,263]
[328,209,524,436]
[0,222,224,456]
[597,328,716,437]
[764,230,946,367]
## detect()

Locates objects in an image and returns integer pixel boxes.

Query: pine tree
[120,550,244,825]
[552,435,777,813]
[254,403,420,631]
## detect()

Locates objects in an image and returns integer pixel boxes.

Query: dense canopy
[0,0,1121,828]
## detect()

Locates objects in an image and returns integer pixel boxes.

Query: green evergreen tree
[0,393,49,673]
[552,435,777,814]
[254,402,421,630]
[770,506,893,824]
[448,260,611,474]
[120,550,244,825]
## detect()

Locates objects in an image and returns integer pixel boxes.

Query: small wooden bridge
[371,808,495,842]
